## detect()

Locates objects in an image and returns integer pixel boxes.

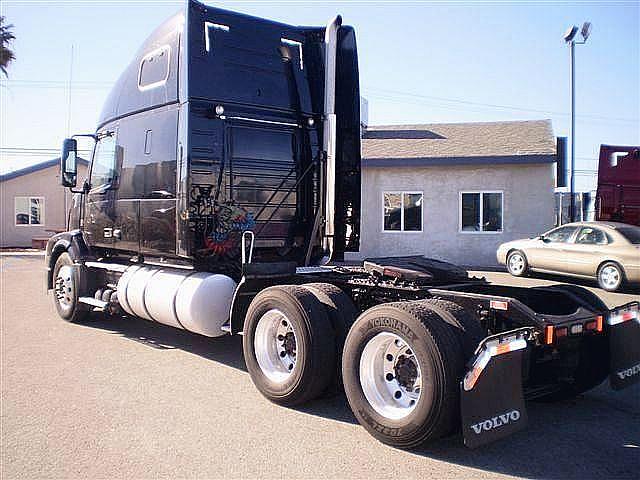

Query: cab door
[84,131,120,249]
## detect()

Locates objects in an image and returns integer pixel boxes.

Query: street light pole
[569,40,576,222]
[563,22,591,224]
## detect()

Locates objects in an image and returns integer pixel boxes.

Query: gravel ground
[1,256,638,479]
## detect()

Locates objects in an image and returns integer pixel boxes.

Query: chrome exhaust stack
[322,15,342,263]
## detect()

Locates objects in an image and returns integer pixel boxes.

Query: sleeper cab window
[138,45,170,90]
[383,192,423,232]
[15,196,44,226]
[460,192,503,233]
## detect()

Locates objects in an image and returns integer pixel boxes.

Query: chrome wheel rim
[359,332,422,420]
[508,253,525,275]
[600,265,620,289]
[254,309,298,384]
[54,265,75,309]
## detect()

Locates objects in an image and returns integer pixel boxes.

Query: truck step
[78,296,109,311]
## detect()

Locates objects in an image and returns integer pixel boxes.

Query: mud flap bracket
[460,328,533,449]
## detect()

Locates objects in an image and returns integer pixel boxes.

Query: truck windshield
[617,226,640,245]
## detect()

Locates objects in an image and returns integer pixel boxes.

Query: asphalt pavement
[1,256,639,479]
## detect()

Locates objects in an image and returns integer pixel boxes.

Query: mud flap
[460,329,532,449]
[608,302,640,390]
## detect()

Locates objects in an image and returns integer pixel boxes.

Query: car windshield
[617,226,640,245]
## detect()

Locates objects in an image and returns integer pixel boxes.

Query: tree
[1,16,15,77]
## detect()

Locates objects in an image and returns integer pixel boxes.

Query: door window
[575,227,608,245]
[91,135,117,189]
[545,226,577,243]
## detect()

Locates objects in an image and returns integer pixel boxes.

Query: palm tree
[1,16,16,77]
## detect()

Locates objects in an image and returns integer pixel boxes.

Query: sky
[1,0,638,192]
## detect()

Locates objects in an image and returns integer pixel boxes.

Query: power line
[364,87,639,124]
[3,79,637,125]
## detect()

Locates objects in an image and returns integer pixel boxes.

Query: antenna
[66,44,74,137]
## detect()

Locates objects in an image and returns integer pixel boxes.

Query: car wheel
[597,262,624,292]
[506,250,528,277]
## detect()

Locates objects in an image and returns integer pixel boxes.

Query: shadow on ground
[81,312,639,479]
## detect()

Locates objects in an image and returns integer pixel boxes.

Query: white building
[355,120,557,267]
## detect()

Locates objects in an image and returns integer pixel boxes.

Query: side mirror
[60,138,78,188]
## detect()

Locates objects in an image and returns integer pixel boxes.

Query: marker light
[608,304,639,326]
[570,323,583,335]
[555,327,568,339]
[544,325,554,345]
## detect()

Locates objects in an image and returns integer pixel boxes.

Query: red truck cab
[596,145,640,226]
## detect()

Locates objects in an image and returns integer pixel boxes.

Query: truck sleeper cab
[47,0,640,450]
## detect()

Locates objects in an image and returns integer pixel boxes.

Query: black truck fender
[45,230,91,290]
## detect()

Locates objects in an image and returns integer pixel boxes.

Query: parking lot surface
[1,256,639,479]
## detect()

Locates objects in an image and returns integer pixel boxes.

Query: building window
[460,191,503,233]
[383,191,423,232]
[15,197,45,226]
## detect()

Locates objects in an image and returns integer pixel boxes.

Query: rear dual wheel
[243,284,356,406]
[342,300,478,449]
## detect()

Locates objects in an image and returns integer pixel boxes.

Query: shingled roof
[362,119,556,167]
[0,157,89,182]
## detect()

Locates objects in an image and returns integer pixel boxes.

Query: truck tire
[302,283,358,391]
[52,252,90,323]
[506,250,528,277]
[546,284,608,312]
[342,301,464,449]
[301,283,357,354]
[243,285,336,406]
[419,299,486,357]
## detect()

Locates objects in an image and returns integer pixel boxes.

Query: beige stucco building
[0,159,88,248]
[354,120,557,267]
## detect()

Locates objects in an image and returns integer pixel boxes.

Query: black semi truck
[47,0,639,449]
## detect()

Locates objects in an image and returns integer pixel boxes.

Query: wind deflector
[186,0,315,114]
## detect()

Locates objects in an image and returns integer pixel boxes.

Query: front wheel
[597,262,624,292]
[506,250,528,277]
[52,252,90,323]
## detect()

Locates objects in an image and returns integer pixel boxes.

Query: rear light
[570,323,583,335]
[555,327,568,339]
[608,304,639,326]
[596,315,603,332]
[544,325,554,345]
